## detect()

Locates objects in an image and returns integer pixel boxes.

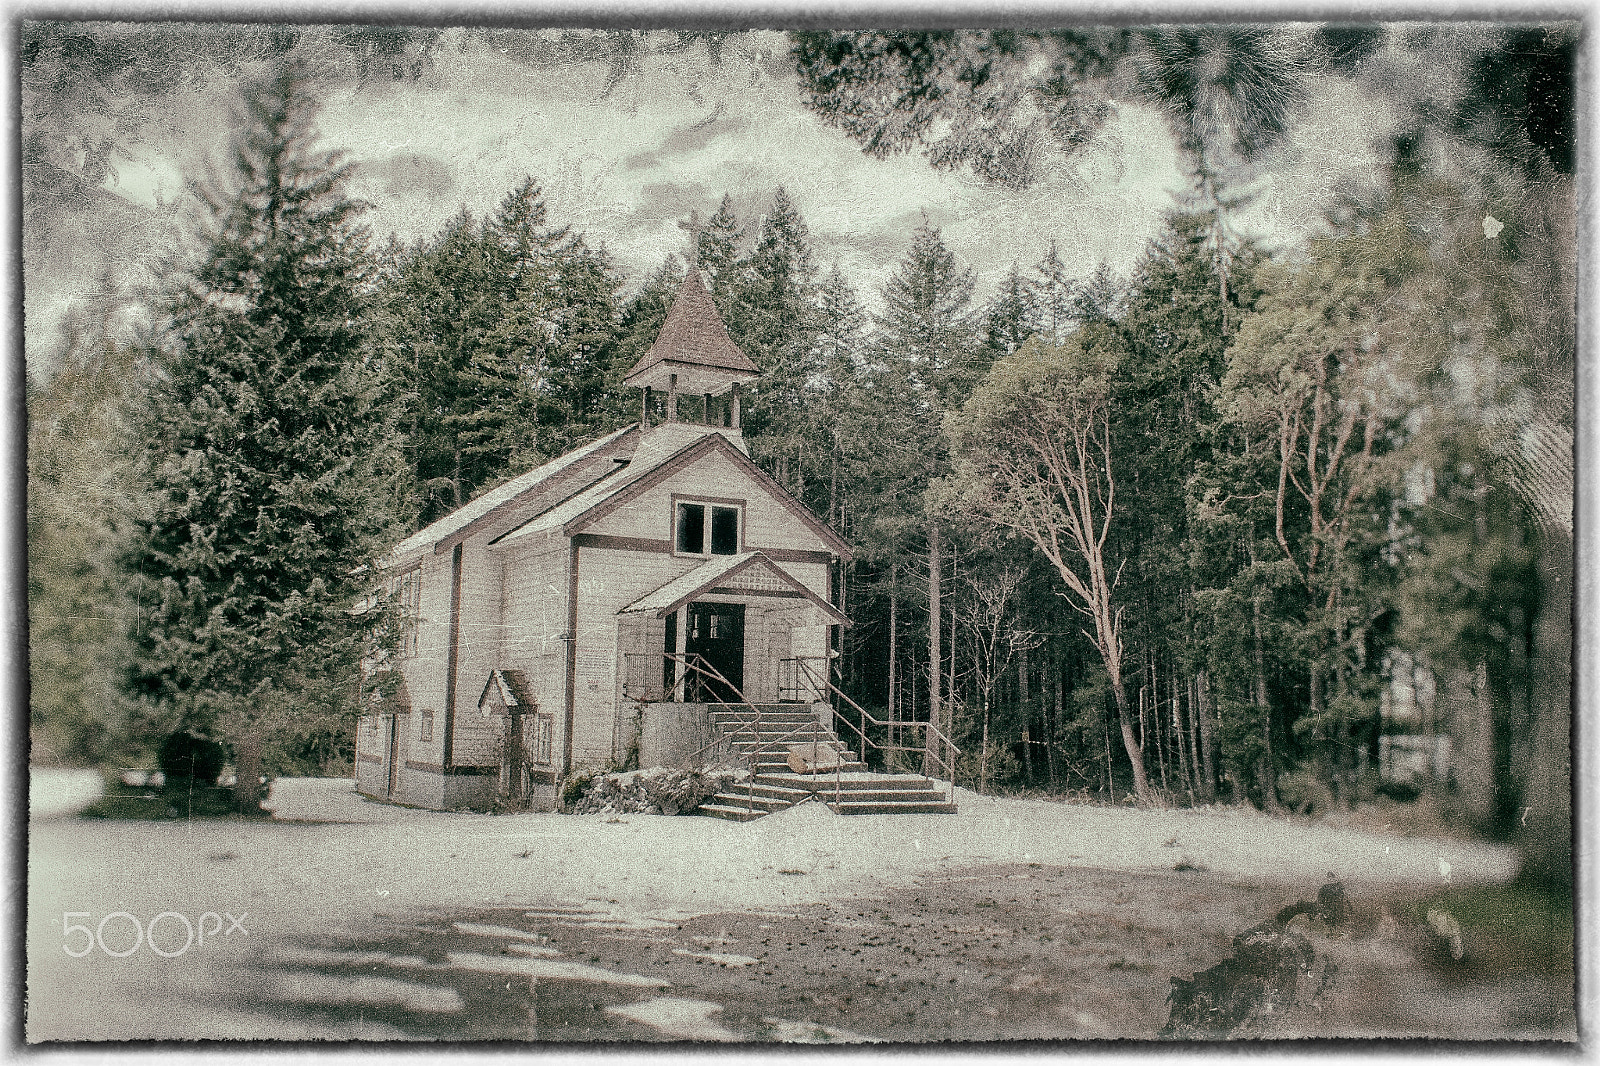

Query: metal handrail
[792,658,960,805]
[646,653,850,814]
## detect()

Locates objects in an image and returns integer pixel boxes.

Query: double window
[675,500,741,556]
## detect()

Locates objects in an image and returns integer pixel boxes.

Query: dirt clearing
[26,777,1567,1042]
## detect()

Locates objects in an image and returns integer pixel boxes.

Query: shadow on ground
[230,862,1574,1043]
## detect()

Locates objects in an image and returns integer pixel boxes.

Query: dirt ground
[24,776,1571,1044]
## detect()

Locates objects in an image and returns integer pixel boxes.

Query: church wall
[493,532,572,776]
[583,448,838,557]
[570,547,695,768]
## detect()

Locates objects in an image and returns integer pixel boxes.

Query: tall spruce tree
[126,67,400,811]
[872,221,984,775]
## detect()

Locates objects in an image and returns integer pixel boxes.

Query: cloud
[363,152,458,203]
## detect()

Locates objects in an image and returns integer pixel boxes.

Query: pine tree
[872,221,985,776]
[125,67,402,811]
[29,305,151,766]
[877,221,984,406]
[696,193,743,280]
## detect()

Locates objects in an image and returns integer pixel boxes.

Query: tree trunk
[1518,524,1571,888]
[1110,674,1152,802]
[1195,669,1217,802]
[1252,589,1282,812]
[1019,642,1033,786]
[232,728,265,814]
[887,567,898,749]
[923,525,943,779]
[1047,654,1061,791]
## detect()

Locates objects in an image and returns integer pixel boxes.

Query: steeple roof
[622,268,759,392]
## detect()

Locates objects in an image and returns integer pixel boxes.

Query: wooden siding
[584,449,835,557]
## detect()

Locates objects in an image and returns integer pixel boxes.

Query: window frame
[671,494,745,558]
[392,565,422,658]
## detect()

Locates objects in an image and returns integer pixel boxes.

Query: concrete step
[704,793,794,813]
[696,802,766,821]
[756,772,934,792]
[753,761,867,775]
[731,741,849,756]
[791,788,949,804]
[832,800,958,815]
[718,783,810,803]
[713,710,819,726]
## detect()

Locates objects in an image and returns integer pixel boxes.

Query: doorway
[386,714,405,797]
[685,602,745,702]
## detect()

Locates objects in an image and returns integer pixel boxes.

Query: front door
[686,602,745,702]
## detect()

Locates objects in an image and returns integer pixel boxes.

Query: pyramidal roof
[622,268,760,387]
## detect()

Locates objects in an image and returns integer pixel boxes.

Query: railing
[790,657,960,806]
[775,656,829,703]
[621,651,958,811]
[630,652,842,814]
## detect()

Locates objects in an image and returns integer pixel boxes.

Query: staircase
[695,704,957,821]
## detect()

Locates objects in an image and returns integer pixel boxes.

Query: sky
[20,24,1404,374]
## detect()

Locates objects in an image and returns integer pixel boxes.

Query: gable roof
[493,429,853,558]
[621,269,760,385]
[384,423,638,564]
[619,551,849,624]
[478,668,536,713]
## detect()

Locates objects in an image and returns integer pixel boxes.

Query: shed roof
[479,668,536,713]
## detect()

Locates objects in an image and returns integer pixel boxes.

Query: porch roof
[618,551,849,625]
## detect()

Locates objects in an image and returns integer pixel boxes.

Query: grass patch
[1401,879,1573,977]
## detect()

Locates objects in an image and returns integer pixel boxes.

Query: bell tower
[621,266,759,451]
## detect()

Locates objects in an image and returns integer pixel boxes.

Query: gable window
[675,500,741,556]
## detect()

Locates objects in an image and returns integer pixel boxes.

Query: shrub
[157,731,226,787]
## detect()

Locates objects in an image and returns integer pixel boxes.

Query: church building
[354,269,854,810]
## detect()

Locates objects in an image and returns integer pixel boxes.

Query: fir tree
[1031,240,1075,345]
[125,67,402,811]
[985,260,1038,356]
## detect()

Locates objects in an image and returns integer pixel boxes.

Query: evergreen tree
[381,177,621,525]
[1031,241,1075,345]
[125,67,402,811]
[735,188,823,491]
[984,260,1037,356]
[871,221,985,774]
[29,305,151,766]
[696,193,744,280]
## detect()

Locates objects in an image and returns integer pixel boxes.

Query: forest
[24,25,1573,879]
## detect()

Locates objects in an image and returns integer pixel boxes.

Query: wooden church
[355,267,954,817]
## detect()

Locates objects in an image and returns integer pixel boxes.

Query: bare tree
[943,336,1152,803]
[951,559,1039,793]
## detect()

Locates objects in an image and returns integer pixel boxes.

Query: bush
[568,766,748,815]
[158,731,226,787]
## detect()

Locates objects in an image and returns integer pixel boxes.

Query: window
[392,568,421,657]
[675,501,741,555]
[534,716,553,765]
[420,709,434,742]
